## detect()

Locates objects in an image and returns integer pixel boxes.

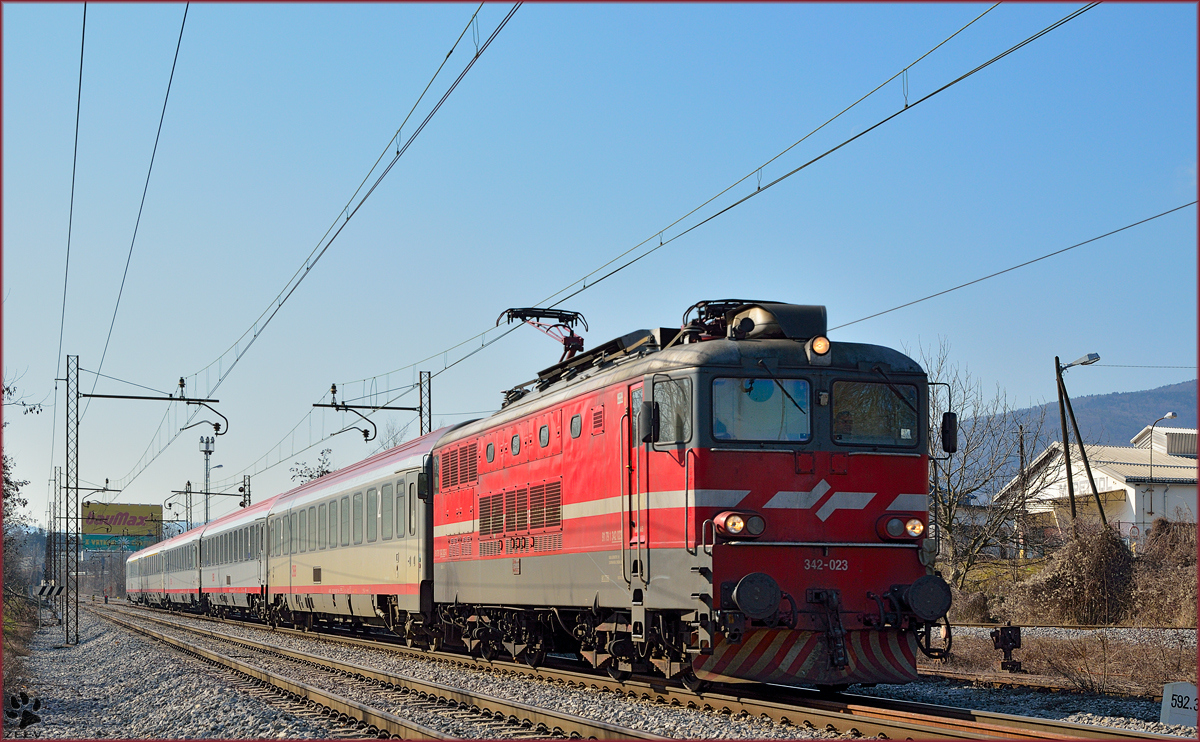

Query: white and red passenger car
[129,299,954,690]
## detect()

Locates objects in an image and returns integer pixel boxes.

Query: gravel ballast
[12,604,1197,739]
[8,610,353,739]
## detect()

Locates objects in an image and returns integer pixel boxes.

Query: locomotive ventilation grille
[478,481,562,538]
[440,442,479,490]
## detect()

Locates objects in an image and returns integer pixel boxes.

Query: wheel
[680,668,708,694]
[524,648,546,668]
[478,641,499,662]
[606,664,631,682]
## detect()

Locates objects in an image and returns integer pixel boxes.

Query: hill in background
[1021,379,1196,446]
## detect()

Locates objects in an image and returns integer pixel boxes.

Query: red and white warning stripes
[693,628,918,686]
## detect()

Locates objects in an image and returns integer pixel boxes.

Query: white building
[1001,425,1197,550]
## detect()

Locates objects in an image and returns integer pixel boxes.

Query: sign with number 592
[1160,682,1197,727]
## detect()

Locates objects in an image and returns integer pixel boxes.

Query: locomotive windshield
[712,377,811,442]
[831,380,919,447]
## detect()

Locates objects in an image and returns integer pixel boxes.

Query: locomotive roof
[436,332,923,448]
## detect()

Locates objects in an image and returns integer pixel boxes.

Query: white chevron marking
[886,493,927,512]
[815,491,877,521]
[763,479,830,509]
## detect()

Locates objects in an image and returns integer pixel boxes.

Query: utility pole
[1062,382,1106,526]
[1054,356,1078,538]
[201,436,215,523]
[419,371,432,435]
[65,355,80,645]
[185,480,193,531]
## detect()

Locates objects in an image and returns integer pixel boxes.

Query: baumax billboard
[81,502,162,537]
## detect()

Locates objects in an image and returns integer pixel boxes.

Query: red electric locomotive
[427,299,954,690]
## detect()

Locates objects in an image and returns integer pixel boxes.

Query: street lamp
[1054,353,1104,533]
[1147,412,1178,516]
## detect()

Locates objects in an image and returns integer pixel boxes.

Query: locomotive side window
[486,443,495,462]
[367,488,378,542]
[830,380,919,447]
[655,378,693,444]
[570,414,582,438]
[318,504,327,549]
[539,425,549,448]
[511,434,521,456]
[712,377,811,442]
[328,500,338,548]
[381,484,393,540]
[352,493,364,545]
[340,496,351,546]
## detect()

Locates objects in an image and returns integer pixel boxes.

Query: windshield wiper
[871,366,918,414]
[755,360,808,417]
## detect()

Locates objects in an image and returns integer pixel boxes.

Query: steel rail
[110,603,1182,741]
[96,606,667,741]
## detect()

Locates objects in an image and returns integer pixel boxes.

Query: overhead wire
[83,2,190,419]
[209,3,1061,493]
[109,3,521,497]
[336,3,1006,392]
[829,200,1197,331]
[47,2,89,515]
[202,3,1105,508]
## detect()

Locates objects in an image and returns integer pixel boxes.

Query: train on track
[128,299,956,691]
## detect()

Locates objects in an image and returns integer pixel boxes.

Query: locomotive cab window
[654,377,692,444]
[712,377,811,442]
[831,380,919,447]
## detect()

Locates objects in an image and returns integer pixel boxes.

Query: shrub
[1132,518,1197,627]
[1006,522,1134,625]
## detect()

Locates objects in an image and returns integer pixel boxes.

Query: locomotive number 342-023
[804,558,849,571]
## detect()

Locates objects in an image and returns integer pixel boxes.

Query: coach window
[712,377,811,442]
[291,511,300,554]
[539,425,550,448]
[830,380,919,448]
[298,510,308,553]
[570,414,582,439]
[318,504,327,549]
[366,488,378,542]
[486,443,495,463]
[353,492,364,544]
[396,484,406,537]
[381,484,393,540]
[340,496,351,546]
[654,377,693,445]
[409,482,417,536]
[308,506,317,551]
[328,500,338,548]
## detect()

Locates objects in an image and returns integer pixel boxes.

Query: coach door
[397,470,425,612]
[627,383,650,586]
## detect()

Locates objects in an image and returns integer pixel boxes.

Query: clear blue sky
[4,3,1196,528]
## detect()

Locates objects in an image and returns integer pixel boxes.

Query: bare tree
[374,418,414,454]
[290,448,335,483]
[921,340,1059,589]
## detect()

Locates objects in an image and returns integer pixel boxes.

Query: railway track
[101,603,1185,740]
[92,605,667,740]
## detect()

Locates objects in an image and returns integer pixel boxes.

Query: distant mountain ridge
[1018,379,1197,446]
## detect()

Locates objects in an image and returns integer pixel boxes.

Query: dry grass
[2,595,37,691]
[920,631,1197,698]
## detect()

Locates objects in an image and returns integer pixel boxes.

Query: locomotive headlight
[886,518,906,537]
[905,518,925,537]
[746,514,766,536]
[724,513,746,535]
[810,336,830,355]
